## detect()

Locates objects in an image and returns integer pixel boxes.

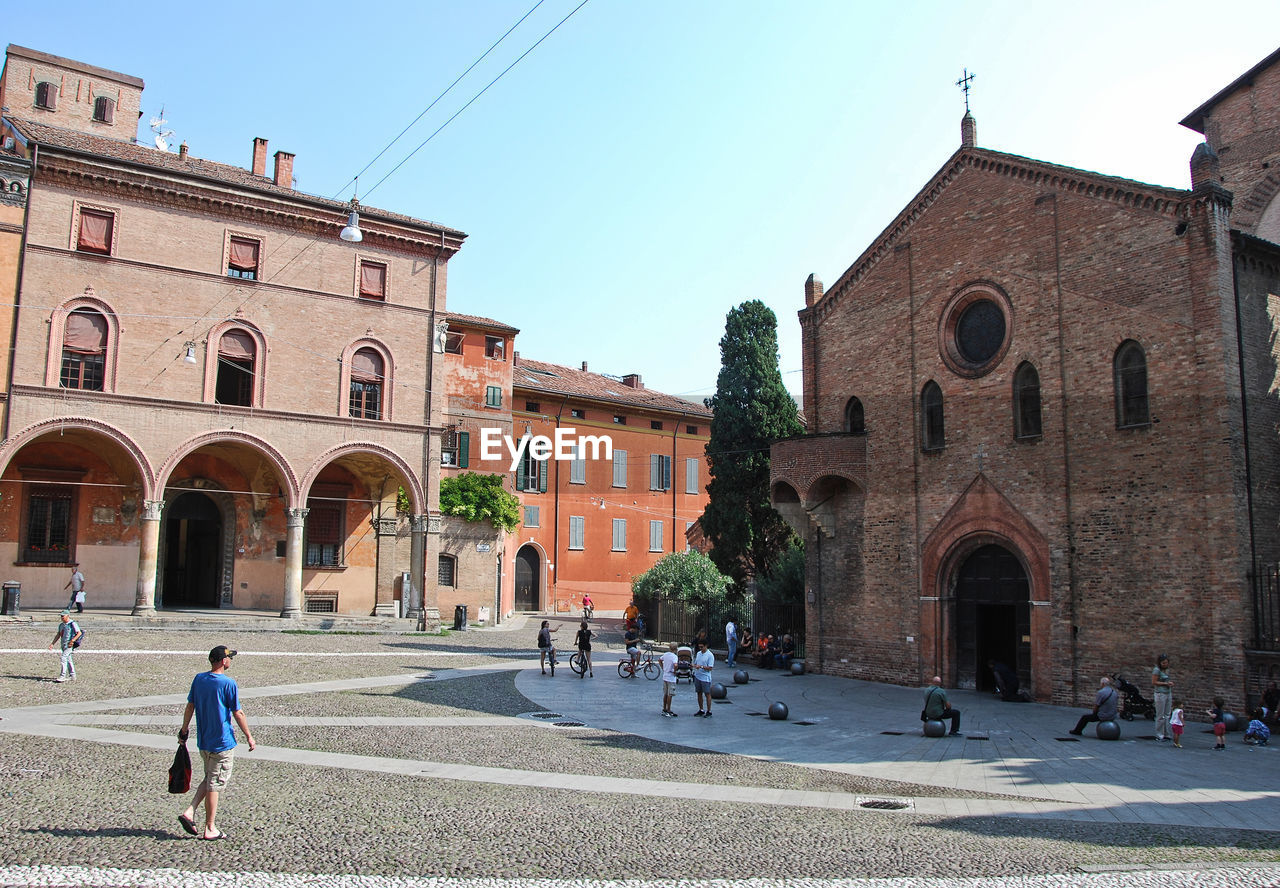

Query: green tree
[702,300,803,590]
[632,550,734,613]
[754,538,805,604]
[439,473,521,533]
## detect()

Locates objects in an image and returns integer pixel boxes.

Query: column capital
[286,507,310,528]
[409,514,428,532]
[375,517,398,536]
[142,500,165,521]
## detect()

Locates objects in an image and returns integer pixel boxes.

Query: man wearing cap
[177,645,255,841]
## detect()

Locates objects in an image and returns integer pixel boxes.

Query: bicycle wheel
[570,651,586,675]
[643,661,660,680]
[618,660,633,679]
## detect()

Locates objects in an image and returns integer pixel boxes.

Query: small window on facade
[650,454,672,490]
[845,397,866,435]
[516,446,547,492]
[35,81,57,110]
[485,386,502,408]
[649,520,663,552]
[921,381,944,452]
[215,329,256,406]
[685,458,698,495]
[359,260,387,301]
[76,208,114,255]
[685,521,694,552]
[613,415,626,425]
[437,554,456,587]
[523,505,539,528]
[686,425,698,435]
[651,420,663,430]
[485,336,505,360]
[444,331,464,354]
[1114,340,1150,428]
[612,518,627,552]
[60,309,107,391]
[349,348,384,420]
[525,401,541,413]
[612,450,628,488]
[441,430,470,468]
[304,499,344,567]
[1013,362,1042,439]
[92,96,115,124]
[227,237,260,280]
[24,487,74,563]
[570,444,586,484]
[571,408,585,420]
[569,515,585,550]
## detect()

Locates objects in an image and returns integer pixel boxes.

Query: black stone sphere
[733,670,749,685]
[922,719,946,738]
[790,661,805,675]
[768,701,788,720]
[1222,711,1240,732]
[1095,720,1121,741]
[710,682,727,700]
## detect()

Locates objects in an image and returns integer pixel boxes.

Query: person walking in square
[923,675,961,735]
[46,612,82,682]
[177,645,255,840]
[660,642,679,717]
[63,563,85,613]
[693,639,715,717]
[1151,654,1173,742]
[1069,676,1118,736]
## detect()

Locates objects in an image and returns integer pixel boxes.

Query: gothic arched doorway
[163,492,223,608]
[955,543,1029,691]
[515,545,541,611]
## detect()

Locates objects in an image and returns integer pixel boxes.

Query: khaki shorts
[200,748,235,791]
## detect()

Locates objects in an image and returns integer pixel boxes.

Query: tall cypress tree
[702,300,803,590]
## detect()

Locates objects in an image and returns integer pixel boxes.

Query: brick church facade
[771,47,1280,710]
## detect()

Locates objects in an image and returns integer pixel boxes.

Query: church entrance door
[955,544,1029,691]
[515,545,540,610]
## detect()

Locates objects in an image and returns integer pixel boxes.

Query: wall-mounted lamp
[183,342,197,365]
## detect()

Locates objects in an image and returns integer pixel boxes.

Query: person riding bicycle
[623,623,641,668]
[537,620,558,675]
[574,620,594,678]
[582,594,594,620]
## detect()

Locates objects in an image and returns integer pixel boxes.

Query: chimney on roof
[581,361,588,372]
[960,111,977,149]
[273,150,295,188]
[1190,141,1222,191]
[252,137,268,177]
[513,351,520,366]
[178,142,188,160]
[622,373,643,389]
[805,274,824,307]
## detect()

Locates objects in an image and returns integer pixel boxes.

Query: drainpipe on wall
[3,143,35,443]
[550,394,569,612]
[417,230,443,631]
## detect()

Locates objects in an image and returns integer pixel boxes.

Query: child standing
[1170,700,1185,748]
[1207,696,1227,750]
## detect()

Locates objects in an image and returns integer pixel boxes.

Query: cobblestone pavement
[1,613,1278,886]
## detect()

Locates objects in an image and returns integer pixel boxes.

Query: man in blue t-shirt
[177,645,255,841]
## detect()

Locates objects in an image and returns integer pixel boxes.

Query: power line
[365,0,593,200]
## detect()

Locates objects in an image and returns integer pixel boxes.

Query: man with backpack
[47,612,82,682]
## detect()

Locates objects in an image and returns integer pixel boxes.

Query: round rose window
[955,299,1006,365]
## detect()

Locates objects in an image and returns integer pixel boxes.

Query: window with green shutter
[611,518,627,551]
[612,450,627,488]
[569,515,585,550]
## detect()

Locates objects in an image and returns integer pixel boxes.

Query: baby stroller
[1109,672,1156,721]
[675,646,694,683]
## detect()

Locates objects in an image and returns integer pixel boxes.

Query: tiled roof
[7,117,465,237]
[513,357,712,418]
[443,311,519,334]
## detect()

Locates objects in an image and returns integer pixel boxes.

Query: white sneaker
[55,677,67,683]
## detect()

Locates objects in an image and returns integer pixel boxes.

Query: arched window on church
[1114,340,1150,428]
[844,396,866,436]
[1013,362,1042,439]
[215,329,257,407]
[349,348,384,420]
[921,381,944,452]
[60,309,107,391]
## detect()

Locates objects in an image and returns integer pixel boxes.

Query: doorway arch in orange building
[515,544,542,611]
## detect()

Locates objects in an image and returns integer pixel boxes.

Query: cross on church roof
[956,68,975,112]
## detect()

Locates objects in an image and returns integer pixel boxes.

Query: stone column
[373,516,400,617]
[131,500,164,617]
[281,508,307,618]
[405,514,426,622]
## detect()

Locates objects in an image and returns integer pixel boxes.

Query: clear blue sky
[4,3,1275,401]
